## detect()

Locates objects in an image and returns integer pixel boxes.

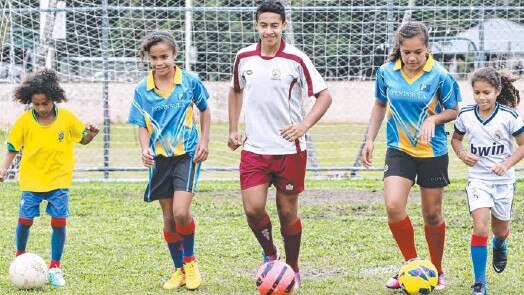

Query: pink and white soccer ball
[9,253,48,289]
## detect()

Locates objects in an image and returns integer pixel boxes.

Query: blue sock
[167,241,184,268]
[16,222,31,253]
[492,236,506,249]
[181,233,195,258]
[177,219,195,259]
[471,234,488,284]
[51,226,66,262]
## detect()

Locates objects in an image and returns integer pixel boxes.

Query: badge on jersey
[420,84,430,92]
[271,69,281,80]
[58,131,64,142]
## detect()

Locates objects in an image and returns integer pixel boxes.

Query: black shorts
[384,148,450,188]
[144,154,198,202]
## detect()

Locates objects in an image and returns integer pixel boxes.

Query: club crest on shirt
[420,84,430,92]
[494,129,502,142]
[246,70,253,75]
[58,131,65,142]
[271,69,281,80]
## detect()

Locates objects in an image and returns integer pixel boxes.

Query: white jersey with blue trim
[455,103,524,184]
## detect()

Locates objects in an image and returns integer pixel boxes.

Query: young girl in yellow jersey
[0,68,99,287]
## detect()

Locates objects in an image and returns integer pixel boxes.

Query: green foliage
[1,180,524,294]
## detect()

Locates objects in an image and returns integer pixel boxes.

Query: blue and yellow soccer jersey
[127,66,209,157]
[7,107,86,192]
[375,55,462,157]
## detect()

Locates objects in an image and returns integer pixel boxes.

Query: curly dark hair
[140,31,178,62]
[386,22,429,63]
[471,67,520,108]
[13,68,67,104]
[256,1,286,22]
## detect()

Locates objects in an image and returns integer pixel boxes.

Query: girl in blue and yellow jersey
[0,68,99,287]
[361,22,461,290]
[127,31,210,291]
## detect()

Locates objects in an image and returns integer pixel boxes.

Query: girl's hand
[491,163,509,176]
[86,123,100,137]
[194,139,209,163]
[361,141,374,168]
[418,116,436,144]
[141,148,155,168]
[458,150,480,167]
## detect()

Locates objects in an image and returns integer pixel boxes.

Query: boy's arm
[228,87,244,151]
[80,123,100,145]
[0,151,18,181]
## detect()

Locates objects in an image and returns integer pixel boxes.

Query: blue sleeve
[192,76,209,112]
[374,67,387,103]
[127,88,147,127]
[439,74,462,109]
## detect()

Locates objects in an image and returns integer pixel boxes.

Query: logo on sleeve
[58,131,65,142]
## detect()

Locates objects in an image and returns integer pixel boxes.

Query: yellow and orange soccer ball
[398,258,438,295]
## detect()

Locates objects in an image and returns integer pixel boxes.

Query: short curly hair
[13,68,67,104]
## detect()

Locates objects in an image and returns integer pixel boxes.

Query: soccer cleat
[471,282,487,295]
[385,274,401,289]
[48,267,66,287]
[162,268,185,290]
[492,239,507,273]
[434,272,446,291]
[184,260,202,290]
[262,249,280,263]
[293,273,301,291]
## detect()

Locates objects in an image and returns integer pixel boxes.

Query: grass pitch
[1,180,524,294]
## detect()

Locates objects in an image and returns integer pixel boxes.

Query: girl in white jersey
[451,67,524,295]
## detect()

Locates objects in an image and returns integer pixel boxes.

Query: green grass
[1,179,524,294]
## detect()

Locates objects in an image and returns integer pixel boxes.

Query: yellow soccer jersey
[7,107,86,192]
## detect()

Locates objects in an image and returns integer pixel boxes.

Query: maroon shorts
[239,150,307,194]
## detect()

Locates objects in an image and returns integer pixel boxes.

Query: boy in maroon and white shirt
[228,0,332,290]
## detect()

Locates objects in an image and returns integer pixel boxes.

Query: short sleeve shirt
[455,103,524,184]
[231,40,327,155]
[128,66,209,157]
[375,55,462,157]
[7,107,86,192]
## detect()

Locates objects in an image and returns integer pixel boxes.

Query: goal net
[1,0,524,180]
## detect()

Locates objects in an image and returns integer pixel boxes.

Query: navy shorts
[144,154,198,202]
[384,148,450,188]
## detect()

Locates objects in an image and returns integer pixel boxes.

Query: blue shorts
[19,189,70,219]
